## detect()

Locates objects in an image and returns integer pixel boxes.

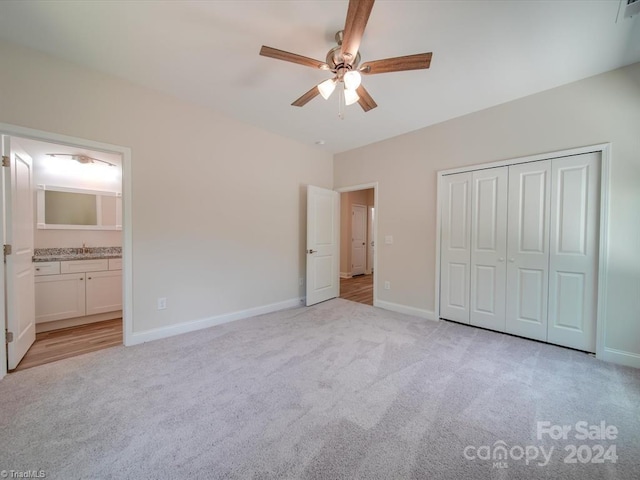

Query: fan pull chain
[338,85,345,120]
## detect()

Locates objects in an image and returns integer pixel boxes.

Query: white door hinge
[5,330,13,343]
[3,244,11,256]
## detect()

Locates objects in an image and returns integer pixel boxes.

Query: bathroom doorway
[1,124,131,375]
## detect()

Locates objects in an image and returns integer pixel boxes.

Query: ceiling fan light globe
[343,70,362,90]
[318,78,337,100]
[344,87,360,106]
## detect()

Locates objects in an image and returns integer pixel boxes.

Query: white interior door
[3,136,35,369]
[367,206,375,274]
[306,185,339,306]
[470,167,508,331]
[440,172,472,324]
[505,160,551,341]
[547,153,600,352]
[351,204,367,276]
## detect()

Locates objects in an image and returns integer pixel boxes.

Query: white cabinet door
[470,167,508,331]
[440,173,472,323]
[351,204,367,276]
[35,273,86,323]
[306,185,340,306]
[506,160,551,341]
[547,153,600,352]
[86,270,123,315]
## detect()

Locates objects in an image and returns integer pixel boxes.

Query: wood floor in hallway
[13,319,123,372]
[340,274,373,306]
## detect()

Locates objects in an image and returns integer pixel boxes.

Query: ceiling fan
[259,0,432,115]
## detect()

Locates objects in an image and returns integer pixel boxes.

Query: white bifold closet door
[439,152,600,353]
[470,167,508,331]
[505,160,552,342]
[440,172,472,323]
[547,153,600,352]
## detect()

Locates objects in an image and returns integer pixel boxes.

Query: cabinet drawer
[34,262,60,276]
[108,258,122,271]
[60,259,109,274]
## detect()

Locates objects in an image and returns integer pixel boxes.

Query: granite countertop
[33,247,122,263]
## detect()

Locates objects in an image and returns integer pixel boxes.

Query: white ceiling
[0,1,638,154]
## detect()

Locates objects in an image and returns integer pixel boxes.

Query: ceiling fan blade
[341,0,375,64]
[292,84,322,107]
[356,85,377,112]
[360,53,433,75]
[260,46,328,70]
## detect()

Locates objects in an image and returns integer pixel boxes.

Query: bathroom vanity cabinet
[34,258,122,324]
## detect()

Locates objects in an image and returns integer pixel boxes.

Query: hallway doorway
[337,184,377,307]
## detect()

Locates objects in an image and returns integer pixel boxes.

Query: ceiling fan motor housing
[326,46,360,79]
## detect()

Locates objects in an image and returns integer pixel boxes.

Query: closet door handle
[498,257,504,262]
[509,258,515,263]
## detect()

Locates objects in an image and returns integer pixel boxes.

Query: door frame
[0,122,133,379]
[335,183,378,306]
[435,143,611,363]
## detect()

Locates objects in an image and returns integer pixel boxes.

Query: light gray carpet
[1,299,639,479]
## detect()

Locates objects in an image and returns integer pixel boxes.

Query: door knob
[498,257,504,262]
[362,242,365,246]
[307,249,317,254]
[509,258,515,262]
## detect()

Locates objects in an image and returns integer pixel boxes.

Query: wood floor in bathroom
[13,319,123,372]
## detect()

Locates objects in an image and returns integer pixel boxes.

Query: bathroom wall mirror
[36,185,122,230]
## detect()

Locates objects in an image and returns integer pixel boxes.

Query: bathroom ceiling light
[47,153,116,167]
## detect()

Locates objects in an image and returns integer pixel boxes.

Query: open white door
[306,185,339,306]
[2,136,36,370]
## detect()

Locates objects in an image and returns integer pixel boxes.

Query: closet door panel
[547,153,600,352]
[440,173,472,323]
[506,160,551,341]
[470,167,508,331]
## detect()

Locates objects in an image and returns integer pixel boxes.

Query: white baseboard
[598,347,640,369]
[374,300,437,321]
[127,297,303,346]
[340,272,352,279]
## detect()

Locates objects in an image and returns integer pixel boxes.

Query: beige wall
[335,62,640,362]
[339,189,374,276]
[0,40,332,334]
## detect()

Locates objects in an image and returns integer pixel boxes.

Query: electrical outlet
[385,235,394,244]
[384,281,391,290]
[157,297,167,310]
